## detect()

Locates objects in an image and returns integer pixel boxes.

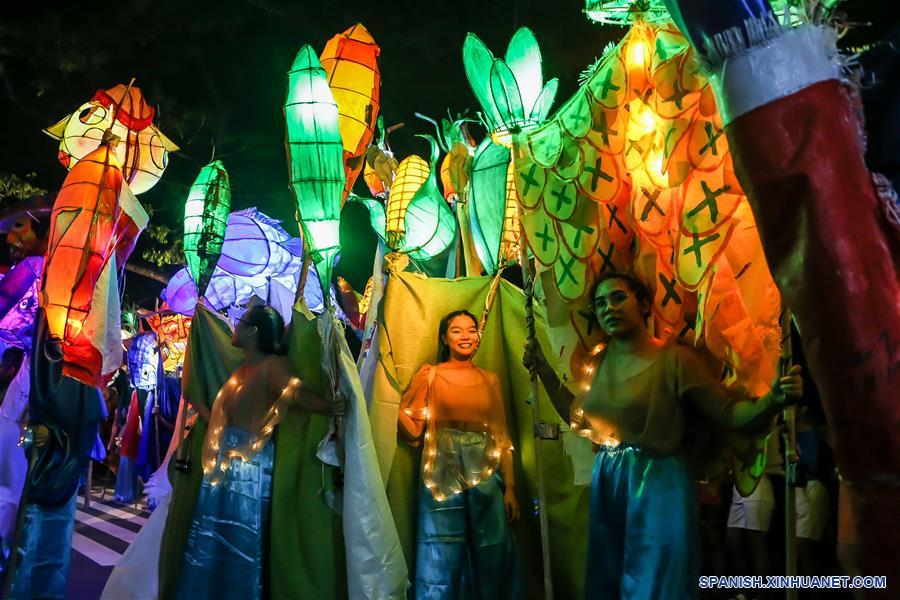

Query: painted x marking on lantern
[687,180,730,223]
[699,122,723,156]
[592,111,618,147]
[606,205,627,234]
[570,223,596,249]
[678,314,696,338]
[683,231,720,267]
[597,68,620,100]
[518,164,541,196]
[658,272,682,307]
[584,157,613,191]
[664,79,687,110]
[535,222,554,252]
[578,308,596,335]
[597,243,615,272]
[640,187,664,221]
[551,185,573,211]
[565,109,589,130]
[557,255,578,286]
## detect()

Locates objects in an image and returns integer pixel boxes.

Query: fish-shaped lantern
[44,84,178,195]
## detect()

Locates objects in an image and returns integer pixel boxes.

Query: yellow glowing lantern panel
[386,154,429,247]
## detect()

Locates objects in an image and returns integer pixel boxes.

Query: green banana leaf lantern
[349,136,456,266]
[183,160,231,296]
[463,27,558,147]
[401,134,457,262]
[468,138,513,274]
[583,0,669,25]
[284,45,344,296]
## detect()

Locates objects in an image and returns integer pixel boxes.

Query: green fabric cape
[367,271,591,599]
[157,303,345,599]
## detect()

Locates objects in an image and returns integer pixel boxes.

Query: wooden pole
[781,307,798,598]
[516,201,554,600]
[84,460,93,508]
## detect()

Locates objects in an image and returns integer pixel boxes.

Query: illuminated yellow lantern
[385,154,429,248]
[320,23,381,203]
[44,84,179,195]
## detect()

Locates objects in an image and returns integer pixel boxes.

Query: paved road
[67,488,150,600]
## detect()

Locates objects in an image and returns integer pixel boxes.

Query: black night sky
[0,0,890,306]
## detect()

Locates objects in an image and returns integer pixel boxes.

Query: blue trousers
[7,491,78,599]
[586,446,699,600]
[176,428,274,600]
[415,473,522,600]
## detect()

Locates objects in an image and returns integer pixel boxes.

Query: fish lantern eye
[78,105,107,126]
[149,134,168,169]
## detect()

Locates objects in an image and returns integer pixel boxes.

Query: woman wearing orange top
[399,309,522,599]
[524,273,802,599]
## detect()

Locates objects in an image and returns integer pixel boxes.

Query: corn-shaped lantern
[320,23,381,203]
[182,160,231,297]
[386,154,429,248]
[284,45,344,294]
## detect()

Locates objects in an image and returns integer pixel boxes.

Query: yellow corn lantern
[386,154,429,248]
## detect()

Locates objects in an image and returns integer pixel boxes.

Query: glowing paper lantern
[164,208,338,319]
[284,45,344,294]
[182,160,231,295]
[511,21,780,399]
[143,306,191,372]
[0,256,42,351]
[217,208,304,284]
[583,0,670,25]
[127,332,159,391]
[463,28,558,146]
[468,138,513,274]
[41,140,149,386]
[319,23,381,202]
[44,84,178,195]
[386,154,429,247]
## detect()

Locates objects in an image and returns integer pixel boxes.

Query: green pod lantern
[183,160,231,296]
[463,27,558,146]
[401,134,457,262]
[284,44,344,294]
[468,138,512,274]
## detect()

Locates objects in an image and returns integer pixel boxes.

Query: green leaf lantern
[583,0,670,25]
[468,138,512,274]
[182,160,231,296]
[463,28,558,147]
[401,134,457,262]
[284,44,344,294]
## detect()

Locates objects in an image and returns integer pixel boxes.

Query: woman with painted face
[176,305,329,599]
[399,309,522,599]
[523,272,803,600]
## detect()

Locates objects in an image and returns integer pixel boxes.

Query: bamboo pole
[516,202,554,600]
[781,307,798,598]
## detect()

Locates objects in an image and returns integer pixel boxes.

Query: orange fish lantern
[41,136,149,387]
[319,23,381,202]
[143,305,192,371]
[44,84,179,195]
